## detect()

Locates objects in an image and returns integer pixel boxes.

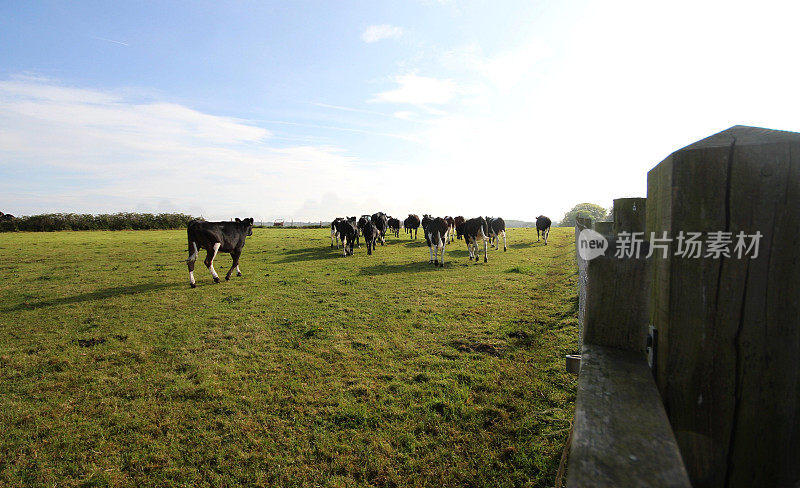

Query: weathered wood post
[568,199,690,487]
[575,216,592,347]
[613,197,647,235]
[592,221,614,236]
[647,125,800,488]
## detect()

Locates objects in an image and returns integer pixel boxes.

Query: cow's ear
[247,218,253,224]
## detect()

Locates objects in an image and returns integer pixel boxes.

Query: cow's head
[236,217,254,236]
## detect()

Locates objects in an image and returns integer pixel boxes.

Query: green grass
[0,227,578,487]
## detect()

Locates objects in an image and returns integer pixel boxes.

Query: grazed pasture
[0,227,578,487]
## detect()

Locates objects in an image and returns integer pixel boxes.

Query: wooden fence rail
[566,125,800,488]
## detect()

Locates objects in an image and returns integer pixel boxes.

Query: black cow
[425,217,450,267]
[486,216,507,251]
[336,218,358,256]
[371,212,388,245]
[456,217,489,263]
[404,214,421,239]
[453,216,465,239]
[359,215,380,255]
[536,215,552,245]
[387,217,401,238]
[421,214,433,247]
[186,218,254,288]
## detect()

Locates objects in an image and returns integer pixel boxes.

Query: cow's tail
[186,229,198,263]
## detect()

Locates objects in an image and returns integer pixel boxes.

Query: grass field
[0,226,578,487]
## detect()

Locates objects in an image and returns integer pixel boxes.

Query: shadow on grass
[4,282,180,312]
[359,261,451,275]
[509,243,531,249]
[403,240,429,248]
[276,246,344,263]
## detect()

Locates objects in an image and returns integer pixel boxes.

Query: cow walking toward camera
[425,217,450,267]
[456,217,489,263]
[186,218,254,288]
[536,215,552,245]
[486,217,507,251]
[404,214,421,239]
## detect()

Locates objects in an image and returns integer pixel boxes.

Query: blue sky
[2,0,800,221]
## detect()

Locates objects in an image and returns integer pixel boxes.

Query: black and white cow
[486,216,507,252]
[371,212,388,245]
[336,218,358,256]
[387,217,401,238]
[425,217,450,267]
[330,217,344,248]
[359,216,380,255]
[536,215,552,245]
[444,216,455,243]
[186,218,254,288]
[404,214,421,239]
[456,217,489,263]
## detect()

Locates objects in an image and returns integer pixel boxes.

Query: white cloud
[370,74,458,107]
[0,78,400,220]
[361,24,403,43]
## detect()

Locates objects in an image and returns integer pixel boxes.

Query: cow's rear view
[186,218,254,288]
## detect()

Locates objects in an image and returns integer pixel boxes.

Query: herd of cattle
[329,213,553,266]
[185,214,551,287]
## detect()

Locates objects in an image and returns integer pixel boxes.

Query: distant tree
[559,203,609,227]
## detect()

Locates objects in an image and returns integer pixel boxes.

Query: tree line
[0,212,199,232]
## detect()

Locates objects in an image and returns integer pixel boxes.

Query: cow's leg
[187,241,198,288]
[502,230,507,252]
[483,236,488,263]
[226,249,241,281]
[428,234,434,263]
[440,237,446,267]
[205,242,221,283]
[342,237,348,257]
[537,229,541,242]
[544,228,549,245]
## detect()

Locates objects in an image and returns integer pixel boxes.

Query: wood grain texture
[567,344,691,488]
[647,126,800,488]
[583,248,651,354]
[593,221,614,236]
[613,198,647,235]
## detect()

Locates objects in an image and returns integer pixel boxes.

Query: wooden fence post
[569,200,690,488]
[613,197,647,235]
[592,221,614,236]
[647,125,800,488]
[575,216,592,348]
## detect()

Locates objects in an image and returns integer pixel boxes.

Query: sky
[2,0,800,222]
